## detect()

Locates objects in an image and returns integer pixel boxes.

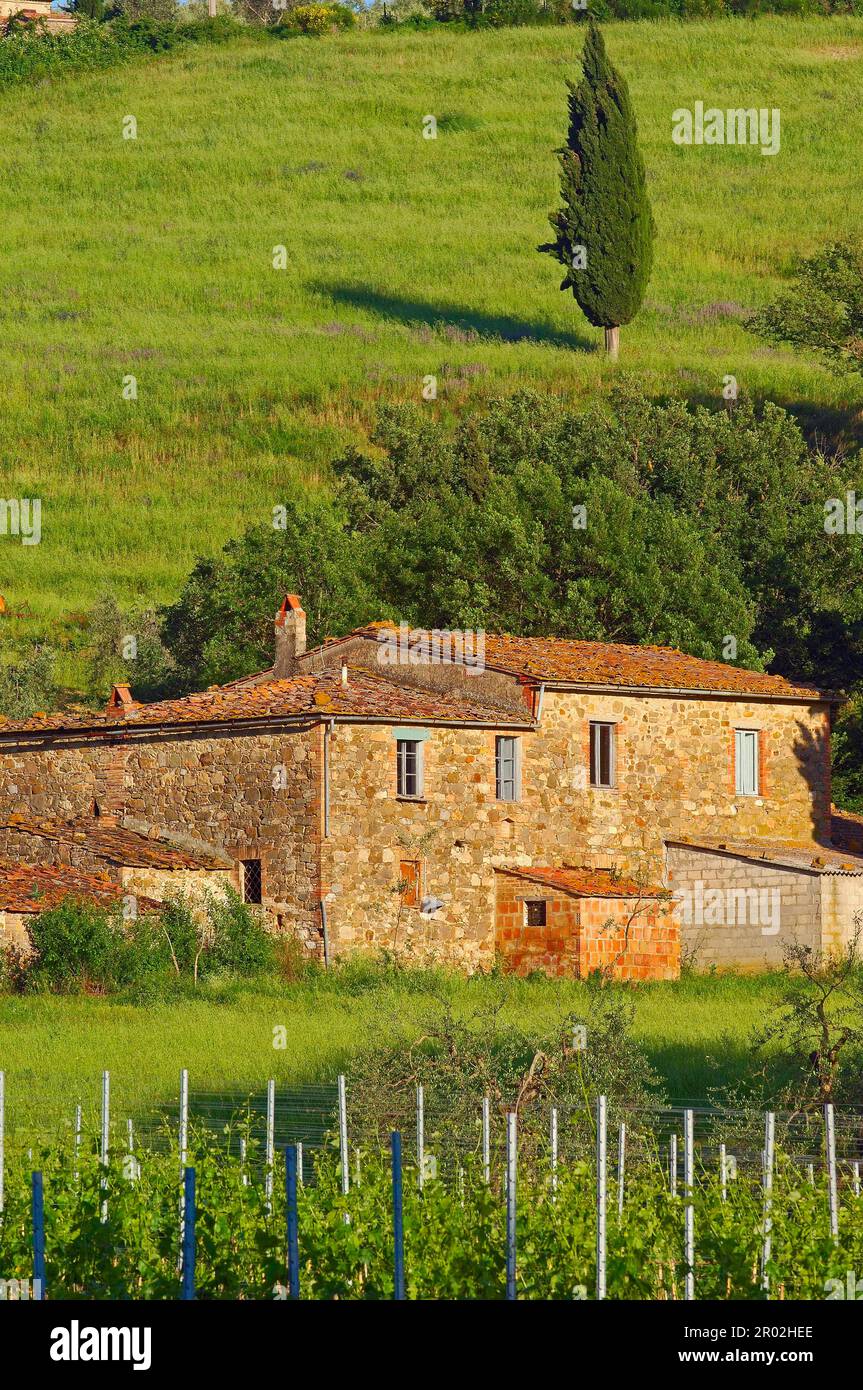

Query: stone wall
[317,689,830,968]
[119,866,236,914]
[0,679,834,974]
[0,723,324,954]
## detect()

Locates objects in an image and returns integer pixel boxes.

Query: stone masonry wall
[0,681,833,974]
[0,724,323,953]
[319,690,830,968]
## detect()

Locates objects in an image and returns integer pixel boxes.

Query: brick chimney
[106,684,137,716]
[274,594,306,678]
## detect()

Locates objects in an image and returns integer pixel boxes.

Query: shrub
[13,887,278,995]
[25,899,128,994]
[205,889,276,976]
[282,3,355,32]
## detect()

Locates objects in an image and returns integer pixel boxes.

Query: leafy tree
[0,643,55,720]
[539,20,654,359]
[67,0,107,18]
[160,498,373,690]
[80,594,175,703]
[749,239,863,375]
[754,924,863,1111]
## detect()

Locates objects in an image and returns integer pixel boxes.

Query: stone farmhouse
[2,595,863,979]
[0,1,76,31]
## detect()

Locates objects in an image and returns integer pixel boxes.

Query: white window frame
[735,728,760,797]
[589,721,616,789]
[495,735,520,802]
[396,738,424,799]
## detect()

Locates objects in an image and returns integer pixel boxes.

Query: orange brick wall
[494,874,679,981]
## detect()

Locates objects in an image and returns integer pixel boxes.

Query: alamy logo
[0,497,41,545]
[672,103,780,157]
[824,492,863,535]
[50,1320,152,1371]
[377,624,485,675]
[677,880,780,936]
[825,1271,863,1300]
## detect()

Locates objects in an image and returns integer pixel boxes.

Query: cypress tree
[539,21,654,360]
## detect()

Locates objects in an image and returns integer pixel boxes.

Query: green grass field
[1,19,862,676]
[0,969,786,1143]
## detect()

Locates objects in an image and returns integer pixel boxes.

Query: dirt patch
[807,45,862,61]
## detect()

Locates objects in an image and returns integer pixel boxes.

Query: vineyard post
[596,1094,607,1301]
[506,1111,517,1302]
[181,1166,196,1301]
[179,1067,189,1265]
[100,1069,110,1223]
[286,1145,300,1300]
[127,1117,139,1182]
[354,1147,361,1187]
[417,1085,425,1192]
[683,1109,694,1301]
[550,1106,558,1202]
[669,1132,677,1198]
[482,1095,491,1185]
[265,1078,275,1214]
[617,1122,626,1217]
[391,1132,405,1300]
[720,1142,727,1202]
[854,1162,860,1198]
[240,1136,248,1186]
[0,1070,4,1217]
[297,1141,304,1187]
[760,1111,775,1293]
[808,1162,815,1187]
[32,1170,45,1301]
[73,1103,82,1184]
[825,1104,839,1243]
[338,1074,350,1196]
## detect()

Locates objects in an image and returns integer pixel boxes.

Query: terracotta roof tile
[496,866,671,899]
[0,669,528,738]
[322,624,836,701]
[0,861,160,915]
[0,817,232,870]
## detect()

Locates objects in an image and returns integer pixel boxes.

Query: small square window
[735,729,759,797]
[496,736,520,801]
[397,739,423,798]
[524,900,547,927]
[589,722,615,789]
[242,858,262,904]
[399,860,421,908]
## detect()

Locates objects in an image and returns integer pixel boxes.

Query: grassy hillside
[0,969,783,1141]
[1,19,862,671]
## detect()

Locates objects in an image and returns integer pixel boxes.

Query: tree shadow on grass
[314,281,597,354]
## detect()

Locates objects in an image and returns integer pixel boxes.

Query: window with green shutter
[495,736,519,801]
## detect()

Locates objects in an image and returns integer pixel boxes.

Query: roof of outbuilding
[496,866,672,899]
[0,861,161,915]
[316,624,836,702]
[666,837,863,876]
[0,817,232,870]
[0,668,529,738]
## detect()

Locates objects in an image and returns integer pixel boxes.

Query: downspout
[320,899,330,970]
[320,718,334,968]
[323,718,333,840]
